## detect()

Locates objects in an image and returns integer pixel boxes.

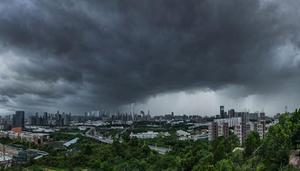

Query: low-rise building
[176,130,191,141]
[176,130,190,137]
[130,131,159,139]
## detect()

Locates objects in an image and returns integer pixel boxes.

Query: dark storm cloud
[0,0,299,112]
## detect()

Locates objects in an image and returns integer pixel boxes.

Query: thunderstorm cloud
[0,0,300,114]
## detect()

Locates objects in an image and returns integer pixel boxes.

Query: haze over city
[1,0,300,115]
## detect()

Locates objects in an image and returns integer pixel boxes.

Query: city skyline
[1,0,300,115]
[0,104,288,117]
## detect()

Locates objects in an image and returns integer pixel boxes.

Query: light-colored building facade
[214,117,242,127]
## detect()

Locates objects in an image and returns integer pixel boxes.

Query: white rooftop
[0,155,12,162]
[63,137,79,147]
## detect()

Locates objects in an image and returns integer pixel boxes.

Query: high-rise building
[220,106,225,118]
[228,109,235,118]
[257,120,266,139]
[214,117,242,127]
[12,111,25,129]
[259,112,266,120]
[208,122,218,141]
[234,124,243,143]
[218,122,229,138]
[249,113,259,121]
[208,122,229,141]
[236,120,266,144]
[43,112,49,125]
[63,113,71,126]
[211,107,267,144]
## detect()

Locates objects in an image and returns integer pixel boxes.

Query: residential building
[257,120,266,139]
[208,122,229,141]
[234,124,243,143]
[208,122,218,141]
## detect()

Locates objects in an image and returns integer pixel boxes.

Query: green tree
[215,159,234,171]
[244,131,261,157]
[212,137,227,162]
[225,134,240,153]
[257,111,300,169]
[192,164,215,171]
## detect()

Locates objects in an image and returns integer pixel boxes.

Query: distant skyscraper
[43,112,49,125]
[228,109,235,118]
[63,113,71,126]
[131,103,135,121]
[259,112,266,120]
[220,106,225,118]
[12,111,25,129]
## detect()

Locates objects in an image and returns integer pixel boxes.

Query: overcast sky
[0,0,300,115]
